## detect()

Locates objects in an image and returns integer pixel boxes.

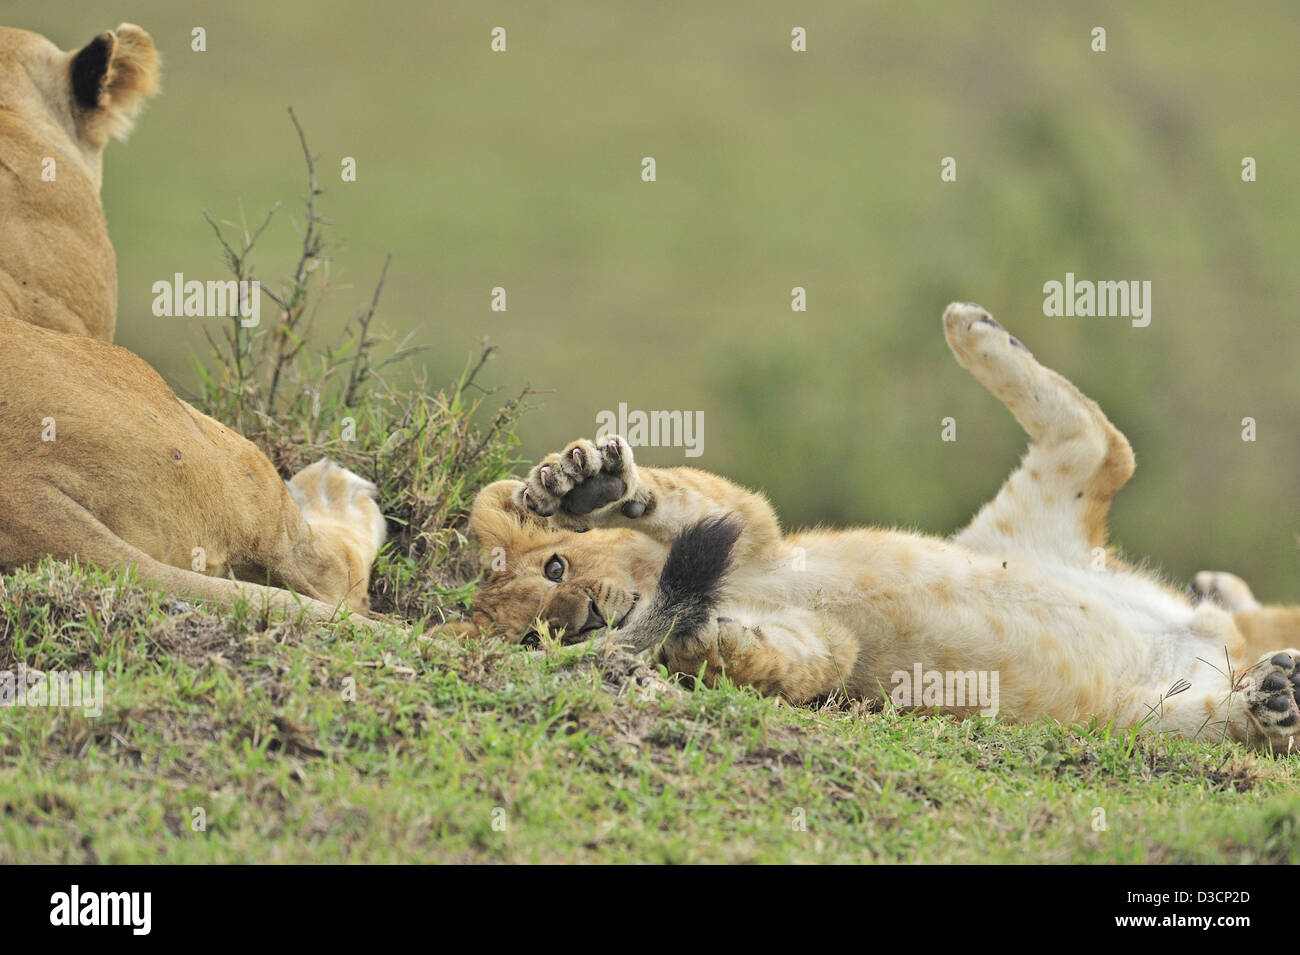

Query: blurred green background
[12,1,1300,596]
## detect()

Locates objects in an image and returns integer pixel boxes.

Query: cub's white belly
[1046,562,1193,636]
[1038,559,1236,680]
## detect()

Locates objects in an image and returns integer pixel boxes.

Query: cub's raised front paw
[520,435,650,524]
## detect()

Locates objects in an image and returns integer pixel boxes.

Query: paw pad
[599,437,624,470]
[1248,650,1300,738]
[521,435,640,519]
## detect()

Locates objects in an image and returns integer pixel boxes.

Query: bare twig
[343,253,393,407]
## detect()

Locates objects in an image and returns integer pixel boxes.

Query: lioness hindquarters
[944,302,1135,564]
[0,316,383,619]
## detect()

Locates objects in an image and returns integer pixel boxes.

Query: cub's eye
[543,555,565,582]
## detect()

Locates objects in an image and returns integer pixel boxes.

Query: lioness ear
[71,24,160,143]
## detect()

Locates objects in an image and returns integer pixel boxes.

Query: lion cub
[0,23,160,340]
[466,303,1300,752]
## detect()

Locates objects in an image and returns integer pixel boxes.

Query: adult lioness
[0,23,159,339]
[465,303,1300,751]
[0,314,385,622]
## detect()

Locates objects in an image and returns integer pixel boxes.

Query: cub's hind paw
[1189,571,1260,612]
[1244,651,1300,747]
[943,302,1030,361]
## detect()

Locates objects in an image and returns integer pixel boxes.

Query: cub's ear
[468,480,551,572]
[71,23,160,143]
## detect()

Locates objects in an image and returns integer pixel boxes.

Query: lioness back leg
[944,302,1135,563]
[0,483,366,625]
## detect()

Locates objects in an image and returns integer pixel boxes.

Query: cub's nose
[581,600,605,634]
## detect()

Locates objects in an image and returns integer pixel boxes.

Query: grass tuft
[194,109,530,623]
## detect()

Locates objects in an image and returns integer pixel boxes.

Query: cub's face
[0,24,159,186]
[470,528,665,646]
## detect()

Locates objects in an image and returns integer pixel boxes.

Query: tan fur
[465,303,1300,752]
[1235,608,1300,661]
[0,24,160,340]
[0,315,386,623]
[1187,571,1300,661]
[0,29,382,625]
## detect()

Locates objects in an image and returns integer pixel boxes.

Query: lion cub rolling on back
[466,303,1300,752]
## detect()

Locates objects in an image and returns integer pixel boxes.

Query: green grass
[3,559,1298,864]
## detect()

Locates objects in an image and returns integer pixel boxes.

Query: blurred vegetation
[17,0,1300,596]
[191,110,526,622]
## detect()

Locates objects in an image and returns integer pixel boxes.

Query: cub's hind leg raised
[943,302,1135,565]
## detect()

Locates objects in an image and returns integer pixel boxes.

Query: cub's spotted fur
[465,303,1300,751]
